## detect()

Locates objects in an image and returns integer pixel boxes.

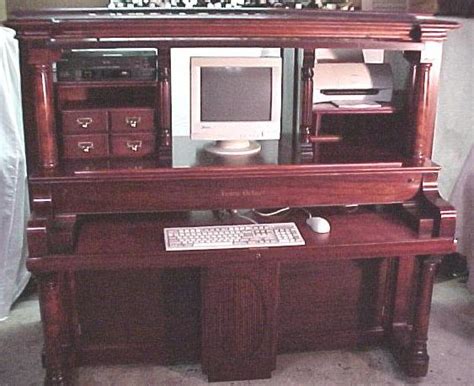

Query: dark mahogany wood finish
[6,8,458,385]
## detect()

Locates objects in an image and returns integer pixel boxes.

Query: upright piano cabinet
[6,9,458,385]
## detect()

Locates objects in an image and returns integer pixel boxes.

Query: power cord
[229,209,259,224]
[252,207,290,217]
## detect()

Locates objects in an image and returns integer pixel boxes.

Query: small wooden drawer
[62,110,108,134]
[110,133,156,158]
[63,134,109,159]
[110,108,154,132]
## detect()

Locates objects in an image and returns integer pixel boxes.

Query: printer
[313,63,394,104]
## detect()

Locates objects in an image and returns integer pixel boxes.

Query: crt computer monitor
[190,57,282,156]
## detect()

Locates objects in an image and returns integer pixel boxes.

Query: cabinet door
[74,269,201,365]
[201,262,279,382]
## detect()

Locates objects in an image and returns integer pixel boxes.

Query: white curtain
[0,26,30,321]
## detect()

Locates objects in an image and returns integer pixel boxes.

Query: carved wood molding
[420,173,457,238]
[6,10,459,44]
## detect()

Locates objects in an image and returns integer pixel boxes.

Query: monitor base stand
[205,140,261,156]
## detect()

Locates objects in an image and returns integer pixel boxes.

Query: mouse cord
[300,207,313,219]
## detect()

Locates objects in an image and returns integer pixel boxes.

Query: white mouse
[306,216,331,234]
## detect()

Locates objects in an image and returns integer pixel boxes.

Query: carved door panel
[201,261,280,382]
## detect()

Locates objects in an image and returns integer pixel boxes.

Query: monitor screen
[190,57,282,143]
[200,67,273,122]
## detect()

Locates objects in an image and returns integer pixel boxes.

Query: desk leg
[38,272,70,386]
[386,256,416,339]
[405,256,441,377]
[201,262,279,382]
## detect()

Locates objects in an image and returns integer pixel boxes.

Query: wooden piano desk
[6,8,458,385]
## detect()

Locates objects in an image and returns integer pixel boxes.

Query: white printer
[313,63,394,104]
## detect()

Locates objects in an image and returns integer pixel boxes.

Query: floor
[1,278,473,386]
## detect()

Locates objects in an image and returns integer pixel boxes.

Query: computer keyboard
[164,222,305,251]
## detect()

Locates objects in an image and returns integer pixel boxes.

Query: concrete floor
[1,278,473,386]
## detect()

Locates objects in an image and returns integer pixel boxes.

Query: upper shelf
[55,80,158,88]
[313,102,396,115]
[6,8,459,47]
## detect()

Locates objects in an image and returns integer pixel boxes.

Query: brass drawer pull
[76,117,93,129]
[126,116,141,128]
[126,140,143,152]
[78,142,94,153]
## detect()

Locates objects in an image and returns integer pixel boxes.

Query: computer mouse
[306,216,331,234]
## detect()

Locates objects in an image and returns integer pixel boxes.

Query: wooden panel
[202,262,279,382]
[279,259,389,352]
[50,172,422,214]
[75,268,201,365]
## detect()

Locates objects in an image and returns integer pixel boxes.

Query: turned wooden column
[405,45,445,167]
[405,256,442,377]
[157,48,172,162]
[300,49,315,160]
[38,272,69,385]
[31,55,58,169]
[410,61,432,165]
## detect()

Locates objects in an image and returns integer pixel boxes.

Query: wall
[433,18,474,199]
[7,0,106,13]
[0,0,6,21]
[408,0,438,13]
[438,0,474,16]
[361,0,407,11]
[361,0,438,12]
